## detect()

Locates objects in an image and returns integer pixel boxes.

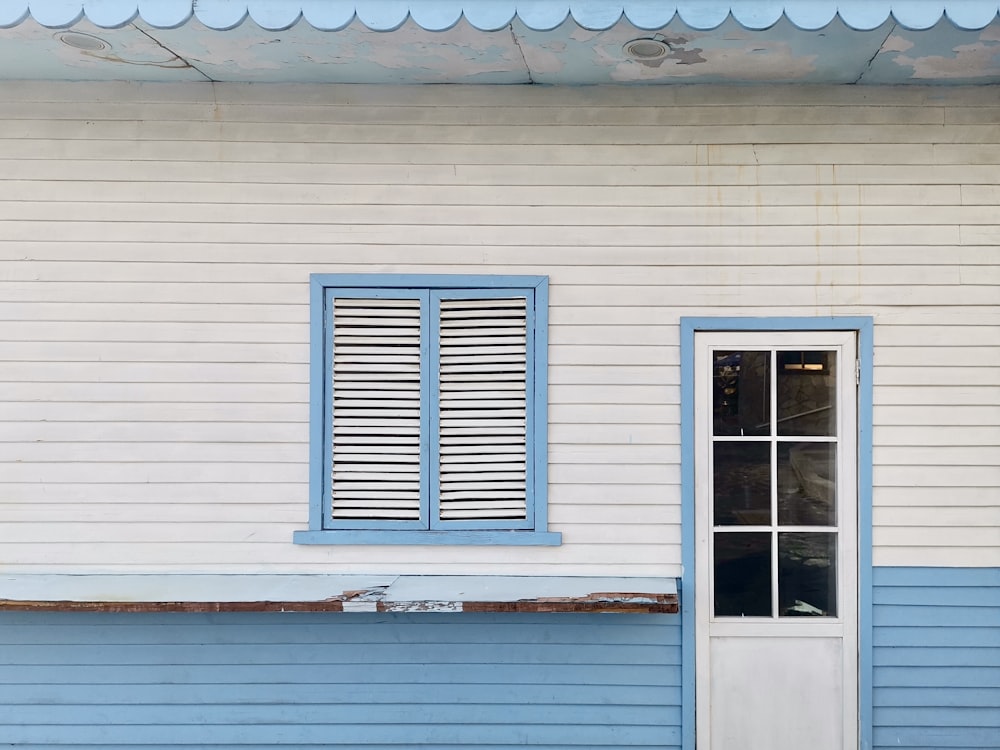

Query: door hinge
[855,359,860,386]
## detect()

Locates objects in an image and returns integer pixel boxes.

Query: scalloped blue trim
[4,1,998,32]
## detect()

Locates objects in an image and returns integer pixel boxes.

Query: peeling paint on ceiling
[1,7,999,84]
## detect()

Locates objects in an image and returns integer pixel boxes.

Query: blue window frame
[678,316,873,750]
[294,275,560,546]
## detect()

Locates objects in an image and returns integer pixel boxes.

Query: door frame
[679,317,874,750]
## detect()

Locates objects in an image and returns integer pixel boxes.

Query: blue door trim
[679,316,874,750]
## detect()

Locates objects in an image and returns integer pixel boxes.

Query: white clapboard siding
[0,82,996,574]
[331,298,422,521]
[438,297,528,521]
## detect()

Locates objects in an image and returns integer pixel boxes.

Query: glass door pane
[777,443,836,526]
[777,351,837,436]
[714,532,771,616]
[713,350,770,436]
[779,532,838,617]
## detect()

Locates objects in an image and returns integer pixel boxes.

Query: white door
[694,332,858,750]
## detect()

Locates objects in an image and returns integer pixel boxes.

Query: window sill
[293,530,562,546]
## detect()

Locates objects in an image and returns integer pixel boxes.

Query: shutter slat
[334,372,421,381]
[333,428,420,438]
[440,420,525,431]
[332,491,421,500]
[334,510,421,519]
[334,445,420,462]
[333,489,420,497]
[441,354,525,364]
[335,399,421,408]
[441,372,525,381]
[335,458,421,468]
[335,439,419,448]
[439,383,524,393]
[442,472,525,489]
[440,446,525,456]
[336,299,420,310]
[334,417,420,427]
[335,338,420,347]
[441,399,524,407]
[441,330,527,341]
[336,389,422,399]
[441,484,525,493]
[441,454,525,464]
[335,356,421,364]
[439,463,527,473]
[335,343,420,353]
[441,409,526,430]
[440,337,526,347]
[438,296,529,523]
[440,427,526,438]
[441,501,526,510]
[442,304,525,311]
[334,468,421,480]
[334,410,421,420]
[331,297,422,522]
[441,370,525,379]
[336,363,421,373]
[336,315,419,324]
[440,490,527,500]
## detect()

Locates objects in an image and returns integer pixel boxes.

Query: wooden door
[694,331,858,750]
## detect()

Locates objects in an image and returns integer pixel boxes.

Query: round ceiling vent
[57,32,111,52]
[623,38,671,61]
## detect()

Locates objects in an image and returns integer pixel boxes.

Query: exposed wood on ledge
[0,575,678,614]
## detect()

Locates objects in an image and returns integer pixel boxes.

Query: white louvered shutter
[437,297,529,522]
[330,297,422,522]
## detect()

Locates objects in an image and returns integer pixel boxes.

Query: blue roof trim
[4,1,998,31]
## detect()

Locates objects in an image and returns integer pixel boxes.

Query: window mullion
[525,284,541,530]
[320,288,336,530]
[424,290,440,530]
[770,348,779,620]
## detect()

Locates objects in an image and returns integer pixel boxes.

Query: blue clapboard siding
[873,567,1000,750]
[0,611,681,748]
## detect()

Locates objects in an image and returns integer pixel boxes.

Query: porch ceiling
[1,2,999,84]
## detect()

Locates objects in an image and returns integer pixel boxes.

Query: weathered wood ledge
[0,575,679,614]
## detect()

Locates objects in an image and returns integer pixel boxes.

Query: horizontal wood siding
[0,82,997,573]
[0,611,681,748]
[873,567,1000,749]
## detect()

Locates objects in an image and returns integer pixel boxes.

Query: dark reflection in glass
[713,441,771,526]
[715,532,772,617]
[779,532,837,617]
[777,351,836,436]
[777,443,837,526]
[713,351,770,436]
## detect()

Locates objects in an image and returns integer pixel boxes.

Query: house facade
[0,2,998,749]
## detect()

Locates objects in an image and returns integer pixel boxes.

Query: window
[294,275,560,545]
[706,341,851,618]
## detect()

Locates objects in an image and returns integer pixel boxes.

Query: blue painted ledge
[0,574,679,614]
